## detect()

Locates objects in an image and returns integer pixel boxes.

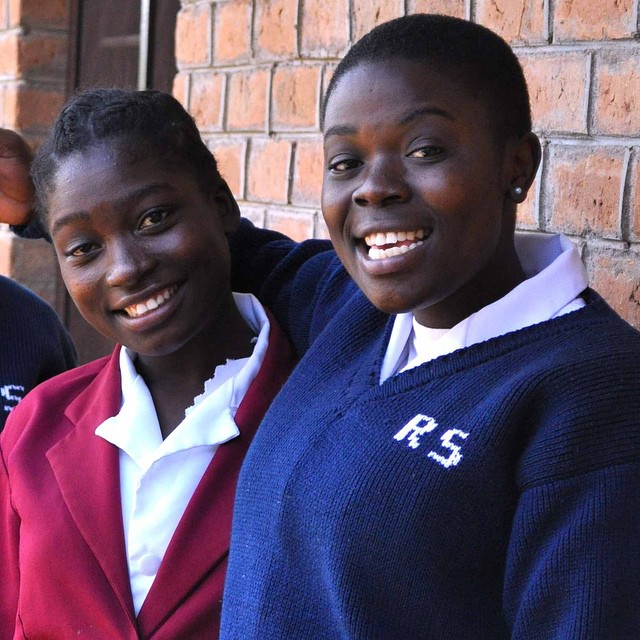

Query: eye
[139,208,170,229]
[407,145,444,160]
[67,242,99,258]
[328,157,362,174]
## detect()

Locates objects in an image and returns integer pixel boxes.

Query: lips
[122,285,178,318]
[363,229,426,260]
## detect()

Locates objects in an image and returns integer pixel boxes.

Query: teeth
[368,241,422,261]
[123,286,177,318]
[364,229,426,247]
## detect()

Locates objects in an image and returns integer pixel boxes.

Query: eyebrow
[324,106,453,140]
[50,182,177,237]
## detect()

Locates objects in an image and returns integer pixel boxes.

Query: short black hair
[32,88,222,225]
[322,14,532,141]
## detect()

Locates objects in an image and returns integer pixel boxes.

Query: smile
[123,285,178,318]
[363,229,426,260]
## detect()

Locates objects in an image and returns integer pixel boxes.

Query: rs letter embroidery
[395,415,469,468]
[394,414,438,449]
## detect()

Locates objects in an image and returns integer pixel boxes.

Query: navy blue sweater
[222,222,640,639]
[0,275,76,431]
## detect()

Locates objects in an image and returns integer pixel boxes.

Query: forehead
[323,59,488,133]
[49,142,190,210]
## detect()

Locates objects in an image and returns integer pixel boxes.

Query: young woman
[0,89,295,639]
[220,15,640,639]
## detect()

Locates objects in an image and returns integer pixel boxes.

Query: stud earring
[513,186,523,196]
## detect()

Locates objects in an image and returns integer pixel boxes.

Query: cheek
[59,267,98,312]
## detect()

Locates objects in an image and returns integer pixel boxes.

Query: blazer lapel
[137,312,296,637]
[46,348,135,621]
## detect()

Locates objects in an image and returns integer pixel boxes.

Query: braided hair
[321,14,532,143]
[32,88,222,226]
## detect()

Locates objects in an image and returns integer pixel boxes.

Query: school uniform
[0,295,295,639]
[221,221,640,639]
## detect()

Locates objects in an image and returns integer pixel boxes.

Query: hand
[0,128,34,225]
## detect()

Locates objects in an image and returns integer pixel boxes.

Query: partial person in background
[0,89,295,639]
[0,129,76,431]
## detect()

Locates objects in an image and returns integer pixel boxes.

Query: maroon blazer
[0,315,295,639]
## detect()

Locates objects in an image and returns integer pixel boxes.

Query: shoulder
[513,293,640,486]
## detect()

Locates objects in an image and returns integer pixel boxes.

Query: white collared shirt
[380,233,588,383]
[95,293,269,615]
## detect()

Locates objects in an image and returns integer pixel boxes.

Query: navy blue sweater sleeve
[505,463,640,638]
[228,218,343,355]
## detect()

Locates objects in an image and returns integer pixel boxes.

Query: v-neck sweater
[222,221,640,640]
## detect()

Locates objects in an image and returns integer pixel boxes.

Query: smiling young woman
[220,14,640,640]
[0,89,296,639]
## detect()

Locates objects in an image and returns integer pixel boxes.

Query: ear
[504,132,541,204]
[212,179,241,234]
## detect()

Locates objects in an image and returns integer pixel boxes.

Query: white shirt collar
[96,292,270,469]
[380,233,588,382]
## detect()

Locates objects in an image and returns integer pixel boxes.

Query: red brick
[352,2,403,42]
[214,0,251,64]
[172,72,189,108]
[0,32,19,77]
[254,0,298,60]
[586,248,640,329]
[545,145,625,239]
[321,64,336,107]
[207,139,246,199]
[265,207,315,241]
[409,0,466,18]
[238,204,266,228]
[629,153,640,242]
[520,52,589,134]
[4,84,64,131]
[0,84,5,127]
[17,0,68,28]
[553,0,635,41]
[226,68,269,132]
[593,51,640,136]
[189,72,224,131]
[175,4,211,67]
[476,0,547,44]
[18,32,67,78]
[0,231,12,276]
[271,65,321,130]
[291,137,323,207]
[246,138,292,204]
[300,0,349,57]
[0,0,7,29]
[8,0,19,27]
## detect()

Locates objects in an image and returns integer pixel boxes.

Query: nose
[104,236,155,288]
[352,157,410,207]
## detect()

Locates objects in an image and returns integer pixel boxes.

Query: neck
[414,236,526,330]
[133,295,256,439]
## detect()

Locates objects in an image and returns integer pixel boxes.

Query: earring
[513,186,523,196]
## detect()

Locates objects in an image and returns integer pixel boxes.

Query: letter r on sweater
[394,414,438,449]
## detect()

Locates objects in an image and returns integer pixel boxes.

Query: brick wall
[174,0,640,328]
[0,0,69,308]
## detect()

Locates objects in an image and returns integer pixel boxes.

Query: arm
[504,462,640,639]
[229,218,339,353]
